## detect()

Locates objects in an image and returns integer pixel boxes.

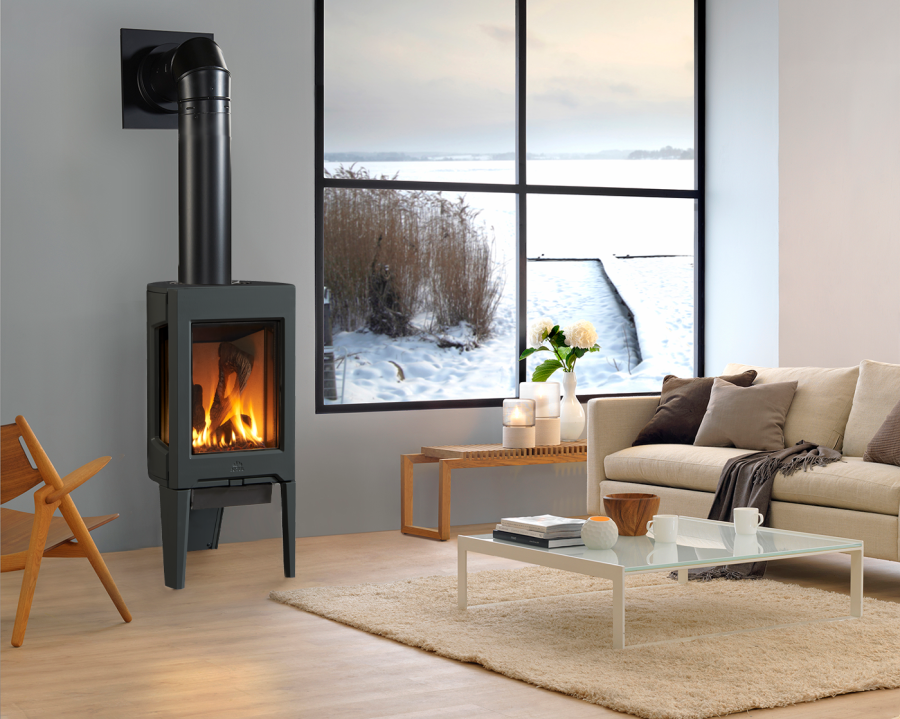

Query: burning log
[192,384,206,432]
[209,342,254,433]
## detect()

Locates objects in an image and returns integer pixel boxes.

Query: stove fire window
[190,322,279,454]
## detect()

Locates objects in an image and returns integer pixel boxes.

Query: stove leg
[159,485,190,589]
[280,480,296,578]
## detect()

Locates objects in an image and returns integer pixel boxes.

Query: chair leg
[11,505,53,647]
[58,496,132,623]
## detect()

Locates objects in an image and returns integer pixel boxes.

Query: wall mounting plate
[121,28,214,129]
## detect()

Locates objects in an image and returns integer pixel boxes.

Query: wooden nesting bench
[401,440,588,540]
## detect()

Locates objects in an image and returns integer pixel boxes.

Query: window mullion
[515,0,527,388]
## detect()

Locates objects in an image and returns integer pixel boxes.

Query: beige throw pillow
[843,360,900,457]
[864,398,900,467]
[694,378,799,451]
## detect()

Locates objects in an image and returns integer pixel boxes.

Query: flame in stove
[192,396,265,452]
[192,333,271,454]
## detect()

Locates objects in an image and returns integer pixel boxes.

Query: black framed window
[316,0,704,412]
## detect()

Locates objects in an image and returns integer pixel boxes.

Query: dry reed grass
[324,166,503,341]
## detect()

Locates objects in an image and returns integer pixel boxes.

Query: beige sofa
[587,361,900,561]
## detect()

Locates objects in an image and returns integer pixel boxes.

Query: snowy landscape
[324,160,695,405]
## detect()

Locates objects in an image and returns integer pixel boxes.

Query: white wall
[778,0,900,367]
[0,0,586,552]
[705,0,780,372]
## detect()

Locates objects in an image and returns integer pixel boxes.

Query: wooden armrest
[45,456,111,504]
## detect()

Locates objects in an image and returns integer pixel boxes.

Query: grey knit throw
[680,441,844,581]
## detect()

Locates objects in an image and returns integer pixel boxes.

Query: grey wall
[2,0,789,553]
[0,0,587,552]
[705,0,780,372]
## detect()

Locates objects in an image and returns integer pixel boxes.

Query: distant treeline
[627,146,694,160]
[324,148,695,163]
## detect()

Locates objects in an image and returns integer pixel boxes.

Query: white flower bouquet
[519,317,601,381]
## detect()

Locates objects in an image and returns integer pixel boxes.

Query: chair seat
[1,507,118,556]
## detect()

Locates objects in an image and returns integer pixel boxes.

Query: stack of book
[493,514,586,548]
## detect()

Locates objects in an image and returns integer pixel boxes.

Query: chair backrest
[1,423,44,505]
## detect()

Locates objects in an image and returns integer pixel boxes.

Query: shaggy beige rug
[270,567,900,719]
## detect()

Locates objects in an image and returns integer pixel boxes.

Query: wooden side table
[401,441,588,540]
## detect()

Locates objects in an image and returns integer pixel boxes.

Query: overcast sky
[324,0,694,155]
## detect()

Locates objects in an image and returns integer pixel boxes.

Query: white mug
[646,542,679,565]
[733,507,764,535]
[646,514,678,543]
[732,534,763,557]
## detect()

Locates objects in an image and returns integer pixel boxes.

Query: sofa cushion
[865,398,900,466]
[694,378,797,451]
[843,360,900,457]
[632,370,757,446]
[722,363,859,450]
[605,445,900,515]
[606,445,755,494]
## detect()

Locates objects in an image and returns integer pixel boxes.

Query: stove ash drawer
[190,483,273,510]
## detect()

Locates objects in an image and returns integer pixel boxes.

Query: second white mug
[646,514,678,543]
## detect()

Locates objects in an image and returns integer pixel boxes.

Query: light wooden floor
[2,524,899,719]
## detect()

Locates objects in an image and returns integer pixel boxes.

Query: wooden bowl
[601,493,660,536]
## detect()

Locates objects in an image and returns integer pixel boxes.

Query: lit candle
[518,383,561,445]
[519,382,560,418]
[502,398,536,449]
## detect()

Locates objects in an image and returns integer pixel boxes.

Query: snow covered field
[324,160,695,405]
[327,256,693,404]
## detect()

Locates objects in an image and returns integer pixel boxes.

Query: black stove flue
[129,31,296,589]
[172,37,232,285]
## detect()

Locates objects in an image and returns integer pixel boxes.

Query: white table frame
[457,523,863,650]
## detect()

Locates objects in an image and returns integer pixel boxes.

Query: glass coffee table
[458,517,864,649]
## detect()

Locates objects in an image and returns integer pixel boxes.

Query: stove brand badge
[231,460,244,474]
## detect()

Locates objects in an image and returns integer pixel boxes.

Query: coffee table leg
[678,569,688,584]
[458,543,468,610]
[850,547,863,618]
[612,572,625,649]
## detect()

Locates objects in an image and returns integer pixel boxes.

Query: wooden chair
[1,416,132,646]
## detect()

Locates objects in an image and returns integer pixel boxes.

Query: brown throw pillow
[694,378,798,451]
[864,397,900,466]
[632,370,758,446]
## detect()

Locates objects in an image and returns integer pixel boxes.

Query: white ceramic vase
[559,371,585,441]
[581,516,618,550]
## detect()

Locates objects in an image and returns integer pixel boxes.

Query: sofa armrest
[586,395,659,514]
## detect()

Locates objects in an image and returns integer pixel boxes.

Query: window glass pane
[324,184,516,403]
[526,0,695,190]
[325,0,516,184]
[525,195,695,394]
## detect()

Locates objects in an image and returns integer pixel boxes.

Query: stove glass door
[191,321,279,454]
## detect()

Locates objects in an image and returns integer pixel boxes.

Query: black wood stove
[127,31,296,589]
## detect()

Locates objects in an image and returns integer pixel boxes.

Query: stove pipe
[150,37,232,285]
